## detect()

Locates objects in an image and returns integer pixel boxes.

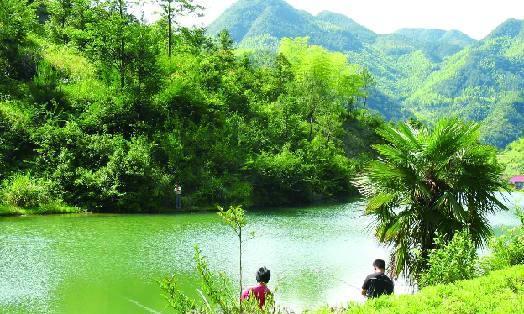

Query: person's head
[256,267,270,284]
[373,259,386,272]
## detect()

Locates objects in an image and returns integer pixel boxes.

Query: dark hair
[256,267,270,283]
[373,259,386,270]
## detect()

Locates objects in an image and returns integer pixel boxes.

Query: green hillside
[381,29,475,61]
[209,0,524,147]
[1,0,387,213]
[407,19,524,147]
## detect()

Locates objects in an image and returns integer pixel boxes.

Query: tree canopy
[0,0,383,212]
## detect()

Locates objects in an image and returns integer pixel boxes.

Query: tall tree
[355,118,508,282]
[116,0,127,88]
[279,37,367,142]
[157,0,202,57]
[83,0,135,88]
[47,0,73,43]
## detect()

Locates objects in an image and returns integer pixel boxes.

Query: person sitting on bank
[241,267,271,308]
[361,259,394,298]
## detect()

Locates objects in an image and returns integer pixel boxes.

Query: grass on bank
[0,173,84,216]
[0,202,83,217]
[311,265,524,314]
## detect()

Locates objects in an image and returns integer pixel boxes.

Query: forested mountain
[207,0,373,52]
[209,0,524,147]
[406,19,524,147]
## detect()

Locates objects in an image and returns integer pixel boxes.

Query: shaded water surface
[1,194,522,313]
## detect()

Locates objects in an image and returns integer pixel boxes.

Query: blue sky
[140,0,524,39]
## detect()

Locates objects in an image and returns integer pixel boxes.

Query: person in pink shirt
[241,267,271,308]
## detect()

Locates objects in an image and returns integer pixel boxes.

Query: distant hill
[376,29,475,61]
[208,0,524,147]
[208,0,370,52]
[406,19,524,146]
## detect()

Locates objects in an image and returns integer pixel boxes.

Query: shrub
[36,200,81,215]
[481,226,524,272]
[516,207,524,225]
[0,204,24,216]
[419,231,479,288]
[245,148,313,206]
[160,246,235,313]
[1,173,53,208]
[161,206,287,314]
[160,246,281,314]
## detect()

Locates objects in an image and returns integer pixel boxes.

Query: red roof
[510,176,524,184]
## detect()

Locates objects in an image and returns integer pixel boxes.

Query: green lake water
[1,193,523,313]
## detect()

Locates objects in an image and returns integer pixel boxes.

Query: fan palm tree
[355,118,507,282]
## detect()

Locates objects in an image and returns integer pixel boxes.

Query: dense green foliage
[481,225,524,273]
[0,172,80,215]
[499,137,524,179]
[2,173,54,208]
[0,0,382,212]
[311,265,524,314]
[419,231,478,288]
[420,215,524,287]
[209,0,524,147]
[355,118,507,281]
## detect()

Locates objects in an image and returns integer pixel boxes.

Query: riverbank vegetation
[0,202,81,216]
[311,265,524,314]
[1,0,383,213]
[2,1,517,216]
[0,173,81,216]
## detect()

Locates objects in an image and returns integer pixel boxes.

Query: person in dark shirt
[361,259,394,298]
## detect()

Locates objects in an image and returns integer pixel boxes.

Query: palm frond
[361,117,507,281]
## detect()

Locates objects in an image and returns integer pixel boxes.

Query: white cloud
[141,0,524,39]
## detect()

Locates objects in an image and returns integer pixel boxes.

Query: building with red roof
[509,175,524,190]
